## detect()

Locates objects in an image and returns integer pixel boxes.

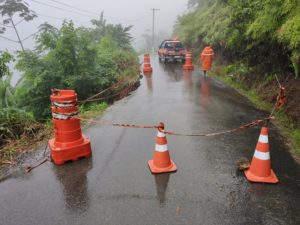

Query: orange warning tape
[79,117,161,129]
[275,86,286,109]
[25,117,272,173]
[164,117,274,136]
[78,116,274,137]
[269,75,287,117]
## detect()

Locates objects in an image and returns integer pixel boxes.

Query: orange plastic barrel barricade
[143,53,153,74]
[48,89,92,165]
[183,51,194,70]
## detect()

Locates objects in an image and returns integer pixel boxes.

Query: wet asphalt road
[1,56,300,225]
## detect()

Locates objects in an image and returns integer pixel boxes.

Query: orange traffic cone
[244,127,279,183]
[148,123,177,174]
[143,53,152,73]
[183,51,194,70]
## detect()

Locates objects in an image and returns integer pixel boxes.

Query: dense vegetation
[175,0,300,77]
[0,51,37,149]
[0,9,139,159]
[16,19,138,119]
[175,0,300,154]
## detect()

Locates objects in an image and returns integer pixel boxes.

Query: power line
[36,12,139,26]
[47,0,99,16]
[0,22,13,28]
[36,13,91,24]
[47,0,148,22]
[29,0,94,18]
[21,31,41,42]
[0,35,18,43]
[36,13,148,31]
[0,19,25,28]
[35,0,148,24]
[15,18,25,26]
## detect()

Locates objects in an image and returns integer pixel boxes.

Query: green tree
[90,11,106,42]
[175,0,300,77]
[0,0,37,50]
[91,12,133,50]
[0,51,35,148]
[105,24,133,50]
[0,51,14,107]
[15,20,138,119]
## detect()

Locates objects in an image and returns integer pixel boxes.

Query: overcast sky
[1,0,188,52]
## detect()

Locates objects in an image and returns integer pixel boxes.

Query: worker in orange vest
[200,45,214,75]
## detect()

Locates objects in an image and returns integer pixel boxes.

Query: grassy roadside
[0,101,109,167]
[0,74,141,167]
[211,64,300,160]
[79,102,109,127]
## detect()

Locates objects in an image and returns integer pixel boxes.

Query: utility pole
[151,8,159,54]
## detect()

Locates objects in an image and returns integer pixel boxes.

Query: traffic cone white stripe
[155,144,168,152]
[258,134,268,143]
[244,126,278,183]
[157,131,165,137]
[254,150,270,160]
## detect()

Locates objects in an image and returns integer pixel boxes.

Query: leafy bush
[175,0,300,77]
[0,107,37,147]
[225,63,250,79]
[0,51,41,150]
[15,21,138,120]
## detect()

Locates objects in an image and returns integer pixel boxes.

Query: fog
[1,0,188,52]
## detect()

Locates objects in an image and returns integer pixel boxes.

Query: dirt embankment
[259,77,300,126]
[211,59,300,157]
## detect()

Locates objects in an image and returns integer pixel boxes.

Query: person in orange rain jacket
[200,45,214,75]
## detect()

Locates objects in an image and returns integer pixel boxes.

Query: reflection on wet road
[53,158,93,213]
[0,55,299,225]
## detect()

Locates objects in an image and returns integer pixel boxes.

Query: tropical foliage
[0,0,37,50]
[0,51,14,109]
[0,14,139,154]
[175,0,300,154]
[0,0,36,33]
[175,0,300,77]
[15,20,138,119]
[0,51,37,149]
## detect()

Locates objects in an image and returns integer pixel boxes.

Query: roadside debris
[236,157,250,171]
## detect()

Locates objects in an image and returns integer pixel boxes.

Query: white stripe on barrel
[258,134,268,143]
[157,130,165,137]
[52,112,79,120]
[155,144,168,152]
[254,150,270,160]
[53,102,76,108]
[52,113,69,120]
